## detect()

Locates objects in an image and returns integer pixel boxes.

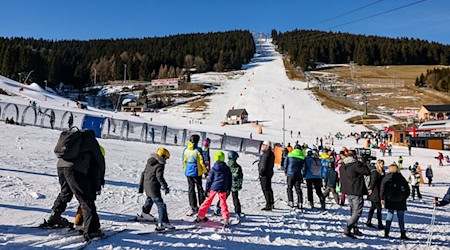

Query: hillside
[0,40,449,249]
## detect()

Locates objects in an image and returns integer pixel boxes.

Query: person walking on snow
[380,164,410,239]
[304,149,326,210]
[138,148,175,231]
[183,135,207,215]
[259,140,275,211]
[426,165,433,187]
[366,160,385,230]
[323,161,340,206]
[408,168,422,201]
[195,151,232,226]
[398,156,403,169]
[284,145,305,209]
[340,150,370,238]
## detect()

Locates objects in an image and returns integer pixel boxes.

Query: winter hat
[262,140,271,147]
[203,140,210,146]
[214,151,225,162]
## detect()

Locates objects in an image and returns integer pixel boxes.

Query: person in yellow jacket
[183,135,207,215]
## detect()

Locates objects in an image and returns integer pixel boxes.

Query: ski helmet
[214,151,225,162]
[203,140,210,146]
[189,134,200,144]
[228,151,239,160]
[157,148,170,159]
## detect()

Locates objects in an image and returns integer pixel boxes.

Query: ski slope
[0,41,449,249]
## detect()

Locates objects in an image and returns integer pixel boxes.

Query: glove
[164,188,170,195]
[138,187,143,194]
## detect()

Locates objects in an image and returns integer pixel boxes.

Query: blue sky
[1,0,449,44]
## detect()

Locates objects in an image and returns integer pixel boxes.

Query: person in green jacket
[214,150,244,218]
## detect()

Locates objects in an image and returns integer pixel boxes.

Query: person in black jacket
[380,164,410,239]
[138,148,174,231]
[46,129,105,240]
[340,150,370,238]
[259,140,275,211]
[366,159,385,229]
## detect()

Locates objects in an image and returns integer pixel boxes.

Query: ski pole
[426,198,438,249]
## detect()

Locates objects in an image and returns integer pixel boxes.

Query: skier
[436,152,444,166]
[304,149,325,210]
[407,142,412,156]
[195,151,232,226]
[290,130,293,138]
[174,134,178,145]
[387,144,392,156]
[213,151,244,217]
[283,145,305,209]
[380,163,410,239]
[259,140,275,211]
[44,129,105,241]
[398,156,403,169]
[68,115,74,129]
[137,148,175,231]
[408,168,422,201]
[366,159,385,230]
[183,135,207,215]
[297,131,301,138]
[425,165,433,187]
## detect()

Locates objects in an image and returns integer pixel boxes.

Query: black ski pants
[187,176,205,210]
[286,176,303,206]
[260,176,274,209]
[306,178,324,203]
[52,167,100,234]
[215,191,241,214]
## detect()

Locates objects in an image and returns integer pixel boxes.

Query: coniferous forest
[416,68,450,92]
[272,29,450,69]
[0,30,255,88]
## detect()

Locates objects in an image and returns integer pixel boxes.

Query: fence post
[238,138,244,153]
[221,135,227,150]
[162,126,168,144]
[200,132,207,144]
[181,129,187,146]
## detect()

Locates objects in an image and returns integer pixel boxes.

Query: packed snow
[0,41,449,249]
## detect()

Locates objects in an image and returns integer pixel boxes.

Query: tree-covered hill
[0,30,255,88]
[272,29,450,69]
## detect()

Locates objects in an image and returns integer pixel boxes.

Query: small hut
[226,108,248,125]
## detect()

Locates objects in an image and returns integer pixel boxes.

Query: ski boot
[40,212,73,229]
[400,231,409,240]
[287,201,294,208]
[156,222,175,231]
[194,216,208,223]
[83,230,104,241]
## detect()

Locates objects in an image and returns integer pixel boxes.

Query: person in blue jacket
[284,145,305,209]
[304,149,326,210]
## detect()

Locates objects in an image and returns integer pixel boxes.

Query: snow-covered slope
[0,40,449,249]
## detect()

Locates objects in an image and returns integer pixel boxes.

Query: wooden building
[226,109,249,125]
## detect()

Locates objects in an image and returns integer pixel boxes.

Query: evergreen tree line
[271,29,450,69]
[0,30,255,88]
[415,68,450,92]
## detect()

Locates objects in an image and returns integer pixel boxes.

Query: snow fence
[0,101,263,155]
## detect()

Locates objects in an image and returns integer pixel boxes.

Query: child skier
[408,168,422,201]
[228,151,244,217]
[398,156,403,169]
[195,151,232,226]
[138,148,174,231]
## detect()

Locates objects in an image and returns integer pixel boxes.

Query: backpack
[54,127,83,160]
[385,178,407,202]
[310,157,322,176]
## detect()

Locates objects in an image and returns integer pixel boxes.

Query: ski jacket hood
[183,141,207,177]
